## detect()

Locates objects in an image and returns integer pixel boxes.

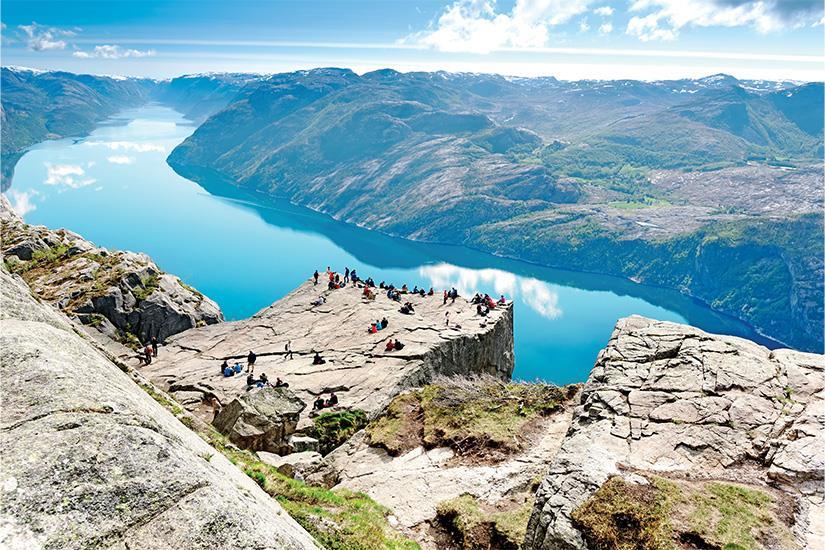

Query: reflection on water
[5,105,781,384]
[420,264,562,320]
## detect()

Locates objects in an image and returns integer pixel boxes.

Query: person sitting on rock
[143,345,153,365]
[313,395,326,410]
[247,350,257,373]
[311,296,326,307]
[419,288,425,297]
[375,319,383,330]
[379,281,386,289]
[313,352,326,365]
[246,373,257,389]
[412,286,419,294]
[401,284,408,293]
[275,377,289,388]
[327,392,338,407]
[385,339,395,352]
[380,317,389,329]
[477,304,488,317]
[220,360,229,375]
[233,362,243,374]
[399,304,411,315]
[498,294,507,305]
[223,364,235,377]
[428,287,434,296]
[394,339,405,351]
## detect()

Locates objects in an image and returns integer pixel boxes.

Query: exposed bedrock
[524,316,825,550]
[0,267,317,549]
[144,280,514,426]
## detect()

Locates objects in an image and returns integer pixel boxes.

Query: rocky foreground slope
[144,280,514,426]
[1,196,222,350]
[525,316,824,549]
[0,266,317,549]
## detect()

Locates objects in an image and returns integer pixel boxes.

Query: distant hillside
[150,72,266,122]
[169,69,824,352]
[0,67,152,188]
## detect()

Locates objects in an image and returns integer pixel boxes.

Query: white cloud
[579,19,591,32]
[43,163,95,189]
[599,22,614,34]
[406,0,595,53]
[7,190,38,217]
[73,44,156,59]
[627,0,824,41]
[519,278,562,319]
[18,22,74,51]
[106,155,136,165]
[593,6,614,16]
[84,141,166,153]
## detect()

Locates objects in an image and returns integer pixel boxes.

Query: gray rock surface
[1,195,223,346]
[258,451,324,478]
[213,387,306,453]
[144,278,514,426]
[524,316,825,550]
[0,266,318,549]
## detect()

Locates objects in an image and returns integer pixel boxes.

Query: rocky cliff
[0,266,317,549]
[143,278,514,427]
[1,195,222,349]
[524,316,824,549]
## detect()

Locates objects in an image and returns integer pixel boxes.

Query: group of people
[398,301,415,315]
[471,293,506,317]
[137,336,159,365]
[246,372,289,391]
[312,392,338,410]
[384,339,405,352]
[443,288,459,304]
[368,317,390,334]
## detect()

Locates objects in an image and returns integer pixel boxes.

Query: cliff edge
[144,279,514,425]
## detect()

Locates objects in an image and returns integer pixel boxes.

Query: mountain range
[2,66,823,351]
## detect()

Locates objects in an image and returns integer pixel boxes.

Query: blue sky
[2,0,823,81]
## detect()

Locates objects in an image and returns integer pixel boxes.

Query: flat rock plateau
[144,280,514,425]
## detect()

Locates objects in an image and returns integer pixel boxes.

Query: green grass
[310,409,368,454]
[367,377,578,458]
[436,493,534,549]
[571,475,794,550]
[133,274,160,301]
[136,377,416,549]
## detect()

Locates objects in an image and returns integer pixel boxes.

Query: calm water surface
[5,105,778,384]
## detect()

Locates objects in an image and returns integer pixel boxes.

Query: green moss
[311,409,368,455]
[688,483,777,549]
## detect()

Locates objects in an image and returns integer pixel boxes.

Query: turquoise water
[4,105,778,384]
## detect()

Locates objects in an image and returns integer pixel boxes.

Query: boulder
[289,434,320,453]
[524,316,825,550]
[213,388,307,453]
[258,451,324,478]
[0,196,223,346]
[0,266,317,549]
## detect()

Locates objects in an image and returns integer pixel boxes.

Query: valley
[2,66,822,358]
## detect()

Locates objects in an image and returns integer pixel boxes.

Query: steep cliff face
[0,267,317,549]
[1,196,223,347]
[143,278,514,426]
[524,316,824,549]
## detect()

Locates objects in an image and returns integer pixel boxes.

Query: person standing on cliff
[247,350,257,373]
[313,270,319,285]
[344,267,350,284]
[151,336,159,357]
[285,340,294,360]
